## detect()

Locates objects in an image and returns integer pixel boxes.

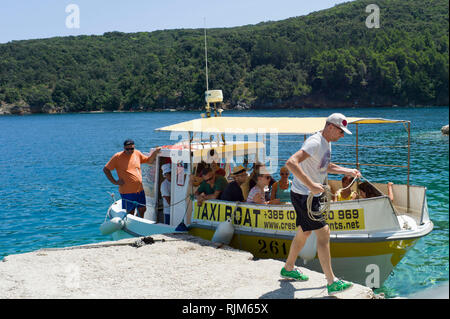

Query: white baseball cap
[162,163,171,175]
[326,113,352,134]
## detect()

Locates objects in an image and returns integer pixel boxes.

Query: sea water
[0,106,448,298]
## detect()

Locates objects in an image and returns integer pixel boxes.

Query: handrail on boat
[333,162,408,169]
[267,123,413,214]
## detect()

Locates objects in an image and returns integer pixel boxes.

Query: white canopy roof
[156,116,407,135]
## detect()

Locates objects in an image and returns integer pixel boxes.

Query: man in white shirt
[160,163,171,225]
[280,113,361,296]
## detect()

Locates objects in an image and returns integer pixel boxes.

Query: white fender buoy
[100,217,125,235]
[211,218,234,245]
[298,232,317,264]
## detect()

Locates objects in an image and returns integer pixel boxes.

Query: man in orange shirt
[103,139,161,218]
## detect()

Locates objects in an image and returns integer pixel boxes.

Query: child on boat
[333,175,357,201]
[358,181,394,201]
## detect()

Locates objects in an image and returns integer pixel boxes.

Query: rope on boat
[109,193,191,210]
[306,174,384,222]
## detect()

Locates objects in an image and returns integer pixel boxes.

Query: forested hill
[0,0,448,114]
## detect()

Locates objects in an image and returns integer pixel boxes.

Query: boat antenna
[203,18,224,142]
[203,18,212,118]
[204,18,209,92]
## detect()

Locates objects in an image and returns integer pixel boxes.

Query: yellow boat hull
[189,226,418,287]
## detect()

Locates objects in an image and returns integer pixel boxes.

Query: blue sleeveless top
[276,180,292,202]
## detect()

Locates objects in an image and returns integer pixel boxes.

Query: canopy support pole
[407,122,411,214]
[355,124,360,172]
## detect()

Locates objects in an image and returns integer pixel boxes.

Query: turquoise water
[0,107,448,298]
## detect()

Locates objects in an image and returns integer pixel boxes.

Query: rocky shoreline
[1,101,446,116]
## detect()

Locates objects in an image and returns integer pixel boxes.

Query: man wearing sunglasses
[220,165,247,202]
[281,113,361,296]
[103,139,161,218]
[194,167,228,206]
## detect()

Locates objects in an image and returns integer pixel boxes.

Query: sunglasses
[204,176,214,182]
[331,124,344,134]
[125,147,135,151]
[280,173,289,176]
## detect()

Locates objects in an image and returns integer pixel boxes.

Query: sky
[0,0,351,44]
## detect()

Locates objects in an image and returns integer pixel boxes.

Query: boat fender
[100,217,125,235]
[298,231,317,264]
[211,218,234,245]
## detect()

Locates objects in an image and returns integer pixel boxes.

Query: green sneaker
[280,267,309,281]
[327,279,353,295]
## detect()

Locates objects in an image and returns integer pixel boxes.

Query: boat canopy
[156,117,408,135]
[162,141,265,160]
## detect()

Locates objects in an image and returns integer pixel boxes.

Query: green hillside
[0,0,448,114]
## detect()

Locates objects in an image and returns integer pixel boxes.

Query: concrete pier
[0,233,378,299]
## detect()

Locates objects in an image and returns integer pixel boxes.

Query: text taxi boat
[101,110,433,288]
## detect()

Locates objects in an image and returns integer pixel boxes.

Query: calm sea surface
[0,107,448,298]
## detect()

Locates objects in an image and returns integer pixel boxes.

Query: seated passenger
[195,167,228,206]
[334,175,357,201]
[241,162,274,200]
[211,161,226,177]
[190,161,208,187]
[357,181,381,198]
[357,181,394,201]
[270,166,292,204]
[220,165,247,202]
[246,167,281,205]
[241,163,258,200]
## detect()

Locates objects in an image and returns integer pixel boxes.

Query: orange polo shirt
[105,150,151,194]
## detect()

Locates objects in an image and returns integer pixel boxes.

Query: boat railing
[275,122,412,214]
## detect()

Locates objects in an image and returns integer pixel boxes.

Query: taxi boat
[101,92,433,287]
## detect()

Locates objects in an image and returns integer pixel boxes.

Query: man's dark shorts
[121,190,146,213]
[290,191,327,231]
